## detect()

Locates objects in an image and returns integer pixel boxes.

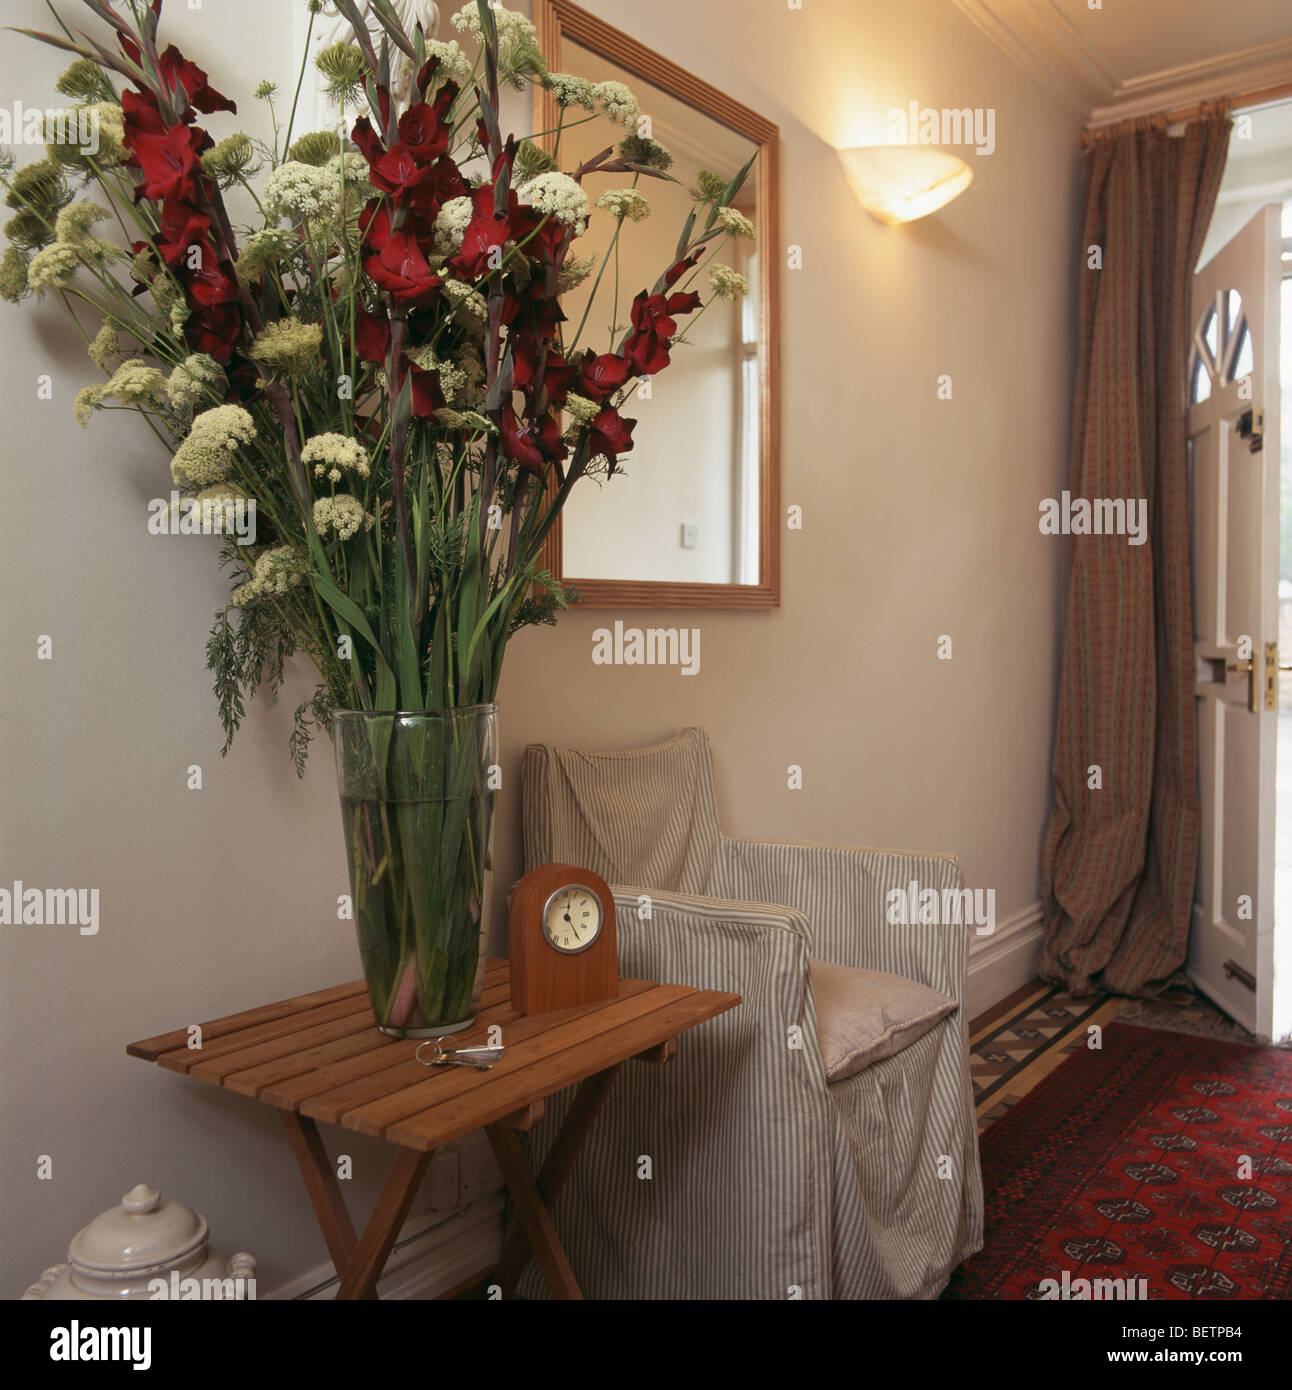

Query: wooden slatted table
[126,960,740,1300]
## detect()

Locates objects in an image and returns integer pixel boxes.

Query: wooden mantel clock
[508,863,618,1015]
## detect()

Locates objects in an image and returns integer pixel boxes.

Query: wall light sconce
[838,146,973,225]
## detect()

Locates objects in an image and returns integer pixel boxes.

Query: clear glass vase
[333,705,499,1038]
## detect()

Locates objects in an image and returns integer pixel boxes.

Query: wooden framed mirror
[533,0,781,609]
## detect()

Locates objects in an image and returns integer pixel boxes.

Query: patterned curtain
[1040,108,1232,996]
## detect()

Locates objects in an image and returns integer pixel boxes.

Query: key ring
[414,1039,448,1067]
[414,1037,505,1069]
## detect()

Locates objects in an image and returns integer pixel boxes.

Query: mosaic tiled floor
[968,980,1255,1134]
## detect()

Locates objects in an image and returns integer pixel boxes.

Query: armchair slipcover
[516,728,983,1299]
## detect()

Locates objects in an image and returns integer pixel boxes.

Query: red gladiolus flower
[357,195,382,240]
[500,281,564,341]
[629,289,692,339]
[500,408,544,474]
[623,328,671,376]
[408,364,444,418]
[355,105,459,198]
[415,54,444,97]
[448,185,510,280]
[397,86,457,161]
[588,407,635,462]
[224,358,262,403]
[157,44,238,116]
[622,289,702,376]
[366,233,442,304]
[363,205,442,305]
[351,116,384,165]
[157,200,211,267]
[512,344,571,410]
[405,155,469,233]
[537,412,568,467]
[500,410,566,475]
[186,303,242,362]
[540,351,572,409]
[119,36,237,117]
[128,123,206,202]
[579,351,632,401]
[185,253,239,309]
[508,332,545,393]
[121,88,167,139]
[352,307,391,365]
[665,251,701,286]
[366,143,439,196]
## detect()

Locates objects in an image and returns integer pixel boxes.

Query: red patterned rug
[945,1022,1292,1299]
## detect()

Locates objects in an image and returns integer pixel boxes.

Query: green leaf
[394,548,424,711]
[675,206,697,260]
[367,0,418,60]
[704,150,757,233]
[313,568,395,690]
[456,504,483,700]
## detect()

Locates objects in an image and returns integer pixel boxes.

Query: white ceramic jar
[22,1183,256,1300]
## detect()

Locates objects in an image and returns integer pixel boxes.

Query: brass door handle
[1219,645,1282,712]
[1225,659,1260,713]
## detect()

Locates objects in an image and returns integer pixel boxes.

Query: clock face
[541,885,604,955]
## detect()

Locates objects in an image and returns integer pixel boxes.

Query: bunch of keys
[414,1037,505,1071]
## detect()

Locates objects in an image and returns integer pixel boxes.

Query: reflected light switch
[681,523,699,549]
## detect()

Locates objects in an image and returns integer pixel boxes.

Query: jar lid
[68,1183,208,1274]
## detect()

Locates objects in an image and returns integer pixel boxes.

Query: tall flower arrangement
[3,0,755,769]
[3,0,755,1031]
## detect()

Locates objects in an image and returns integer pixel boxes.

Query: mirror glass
[555,42,764,587]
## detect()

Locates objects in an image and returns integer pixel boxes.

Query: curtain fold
[1040,109,1231,996]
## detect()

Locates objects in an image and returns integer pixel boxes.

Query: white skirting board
[268,1193,505,1301]
[966,901,1044,1022]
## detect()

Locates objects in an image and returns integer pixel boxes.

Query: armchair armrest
[607,885,827,1081]
[711,837,972,1001]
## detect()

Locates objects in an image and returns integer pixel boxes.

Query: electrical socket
[450,1132,504,1203]
[424,1147,460,1211]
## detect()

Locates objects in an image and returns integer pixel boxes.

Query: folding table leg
[491,1062,623,1297]
[486,1124,583,1298]
[280,1108,432,1301]
[279,1110,358,1273]
[335,1147,433,1301]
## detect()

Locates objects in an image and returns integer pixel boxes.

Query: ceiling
[950,0,1292,125]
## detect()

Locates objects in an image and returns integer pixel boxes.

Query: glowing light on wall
[838,146,973,225]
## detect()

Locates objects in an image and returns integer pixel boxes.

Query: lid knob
[121,1184,161,1215]
[68,1182,208,1276]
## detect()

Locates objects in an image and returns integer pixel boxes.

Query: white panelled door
[1188,203,1287,1042]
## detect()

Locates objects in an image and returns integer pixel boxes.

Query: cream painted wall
[0,0,1080,1294]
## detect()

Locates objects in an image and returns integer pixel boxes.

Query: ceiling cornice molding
[1214,175,1292,206]
[950,0,1292,128]
[1087,36,1292,127]
[949,0,1113,117]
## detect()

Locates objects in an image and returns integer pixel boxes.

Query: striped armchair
[516,728,983,1299]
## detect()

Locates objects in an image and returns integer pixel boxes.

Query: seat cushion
[810,958,958,1083]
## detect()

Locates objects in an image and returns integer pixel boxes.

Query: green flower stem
[567,214,626,355]
[282,4,316,156]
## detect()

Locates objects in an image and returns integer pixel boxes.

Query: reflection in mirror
[533,0,780,608]
[557,43,762,586]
